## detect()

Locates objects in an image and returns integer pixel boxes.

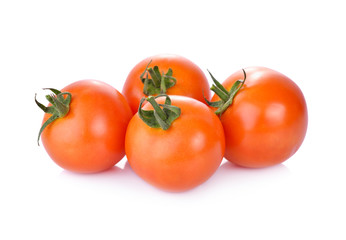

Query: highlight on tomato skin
[37,79,133,173]
[122,54,211,114]
[208,66,308,168]
[125,95,225,192]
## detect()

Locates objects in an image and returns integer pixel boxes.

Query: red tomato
[122,54,210,114]
[38,80,132,173]
[211,67,308,168]
[125,95,225,192]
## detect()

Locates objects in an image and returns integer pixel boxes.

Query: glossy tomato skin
[125,96,225,192]
[41,80,132,173]
[212,67,308,168]
[122,54,211,114]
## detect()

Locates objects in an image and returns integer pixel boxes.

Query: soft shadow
[57,158,293,195]
[220,160,291,176]
[201,160,292,190]
[58,159,152,191]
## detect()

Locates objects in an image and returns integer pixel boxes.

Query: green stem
[37,115,58,144]
[206,69,246,116]
[207,69,229,94]
[215,95,234,115]
[146,96,167,121]
[143,73,149,95]
[210,85,229,102]
[147,67,161,87]
[138,94,181,130]
[35,89,72,145]
[160,71,167,94]
[140,60,177,96]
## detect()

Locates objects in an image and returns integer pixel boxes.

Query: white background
[1,0,345,239]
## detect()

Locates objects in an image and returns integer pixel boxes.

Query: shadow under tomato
[57,158,293,195]
[219,160,291,175]
[199,160,292,191]
[58,159,154,192]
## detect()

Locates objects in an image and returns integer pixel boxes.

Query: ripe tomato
[122,54,211,114]
[37,80,132,173]
[125,95,225,192]
[210,67,308,168]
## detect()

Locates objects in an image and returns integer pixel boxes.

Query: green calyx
[138,94,181,130]
[205,69,246,116]
[35,88,72,145]
[140,60,177,96]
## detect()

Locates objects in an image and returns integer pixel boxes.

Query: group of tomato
[36,54,308,192]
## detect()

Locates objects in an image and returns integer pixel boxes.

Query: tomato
[210,67,308,168]
[36,80,132,173]
[125,95,225,192]
[122,54,211,114]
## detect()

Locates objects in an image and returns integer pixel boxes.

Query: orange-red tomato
[40,80,132,173]
[122,54,210,114]
[125,96,225,192]
[211,67,308,168]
